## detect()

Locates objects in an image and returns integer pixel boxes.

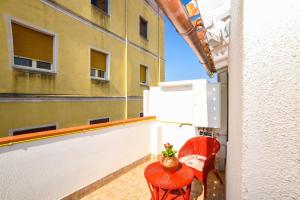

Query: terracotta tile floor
[81,159,225,200]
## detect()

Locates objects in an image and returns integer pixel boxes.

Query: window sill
[140,83,149,87]
[12,65,56,74]
[140,35,149,42]
[91,5,110,17]
[91,76,109,82]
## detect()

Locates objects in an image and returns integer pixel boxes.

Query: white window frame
[91,0,111,16]
[89,47,110,82]
[13,55,53,72]
[88,117,111,125]
[138,16,149,40]
[91,68,105,79]
[6,16,58,74]
[8,123,58,136]
[140,64,149,86]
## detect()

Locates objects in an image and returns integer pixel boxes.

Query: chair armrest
[178,148,194,158]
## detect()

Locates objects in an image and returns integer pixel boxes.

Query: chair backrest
[178,136,221,158]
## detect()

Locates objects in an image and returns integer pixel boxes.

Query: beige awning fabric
[12,22,53,63]
[90,49,106,71]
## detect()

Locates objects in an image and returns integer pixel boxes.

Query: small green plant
[162,143,177,157]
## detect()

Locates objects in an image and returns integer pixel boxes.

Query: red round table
[144,161,194,200]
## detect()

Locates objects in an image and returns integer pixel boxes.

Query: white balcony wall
[145,79,225,170]
[144,80,221,128]
[144,84,195,124]
[0,117,228,200]
[0,121,153,200]
[150,122,197,155]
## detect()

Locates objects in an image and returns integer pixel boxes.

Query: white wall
[0,121,153,200]
[216,69,228,171]
[145,80,221,128]
[227,0,300,199]
[206,83,221,128]
[145,80,224,169]
[150,122,198,155]
[147,84,195,124]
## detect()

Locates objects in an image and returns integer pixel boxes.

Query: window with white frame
[140,64,148,85]
[11,21,55,73]
[90,49,109,80]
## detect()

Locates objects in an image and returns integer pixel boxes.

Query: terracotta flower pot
[160,156,179,173]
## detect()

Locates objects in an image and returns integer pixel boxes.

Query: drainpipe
[125,0,128,119]
[155,0,216,74]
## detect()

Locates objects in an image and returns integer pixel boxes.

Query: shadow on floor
[190,171,225,200]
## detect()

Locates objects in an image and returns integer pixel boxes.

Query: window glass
[37,61,52,70]
[91,0,109,14]
[140,65,147,84]
[13,125,56,136]
[90,118,110,125]
[14,57,32,67]
[139,17,148,39]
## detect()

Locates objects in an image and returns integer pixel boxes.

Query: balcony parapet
[0,116,156,147]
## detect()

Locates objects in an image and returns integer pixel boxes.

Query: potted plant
[160,143,179,172]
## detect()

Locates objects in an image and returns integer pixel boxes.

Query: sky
[164,9,217,82]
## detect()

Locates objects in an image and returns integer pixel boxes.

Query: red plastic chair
[178,136,223,198]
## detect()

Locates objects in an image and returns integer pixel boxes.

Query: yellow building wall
[54,0,126,38]
[127,0,160,55]
[160,59,165,82]
[127,100,143,119]
[0,101,126,138]
[159,17,165,59]
[0,0,165,137]
[159,18,165,82]
[0,0,126,96]
[127,45,159,96]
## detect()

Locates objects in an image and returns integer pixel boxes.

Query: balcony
[0,117,225,200]
[78,159,225,200]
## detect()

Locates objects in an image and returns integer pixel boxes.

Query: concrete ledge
[0,116,156,147]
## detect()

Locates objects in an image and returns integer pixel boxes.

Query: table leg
[154,186,159,199]
[147,182,192,200]
[185,184,192,200]
[147,182,156,200]
[161,189,171,200]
